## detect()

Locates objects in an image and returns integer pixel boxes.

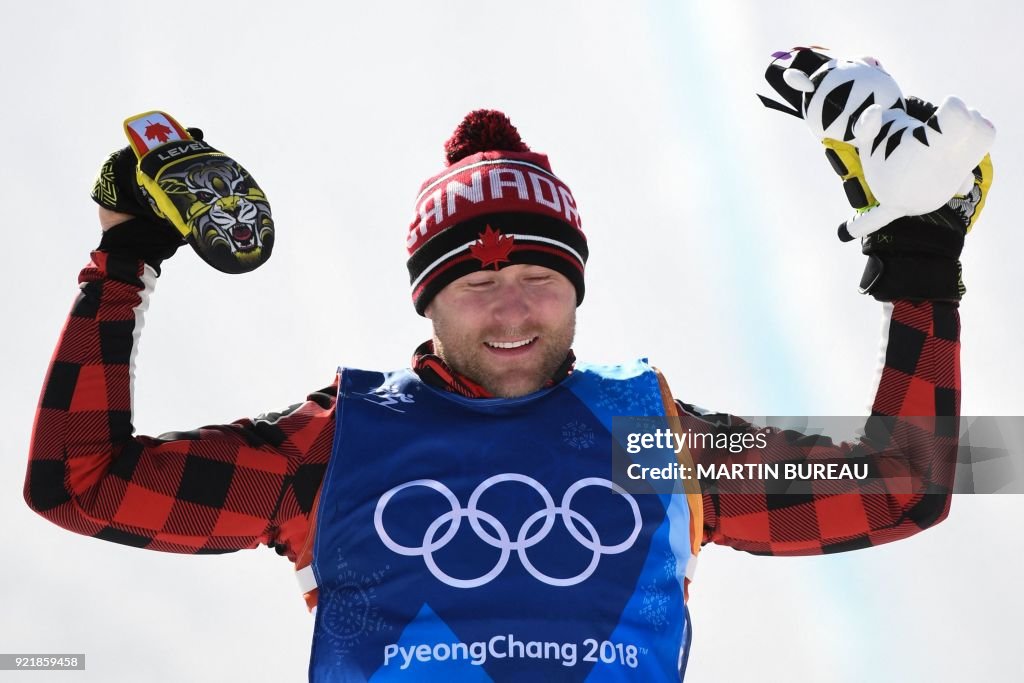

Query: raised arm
[688,299,958,556]
[24,217,336,556]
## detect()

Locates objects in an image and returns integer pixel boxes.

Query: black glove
[851,98,992,302]
[91,130,201,271]
[92,127,201,219]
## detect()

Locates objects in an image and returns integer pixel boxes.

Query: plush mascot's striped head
[759,48,905,143]
[405,110,588,315]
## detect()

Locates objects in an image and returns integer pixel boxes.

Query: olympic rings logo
[374,474,642,589]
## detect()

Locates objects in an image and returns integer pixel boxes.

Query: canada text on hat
[407,153,582,249]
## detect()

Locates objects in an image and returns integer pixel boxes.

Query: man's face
[425,264,577,398]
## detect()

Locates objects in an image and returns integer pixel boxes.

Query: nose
[490,280,531,327]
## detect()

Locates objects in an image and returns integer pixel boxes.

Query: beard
[432,312,576,398]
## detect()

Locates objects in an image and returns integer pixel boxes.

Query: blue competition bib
[308,361,695,682]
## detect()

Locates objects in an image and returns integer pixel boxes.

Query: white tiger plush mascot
[760,48,994,241]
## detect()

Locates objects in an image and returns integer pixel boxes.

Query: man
[25,84,985,679]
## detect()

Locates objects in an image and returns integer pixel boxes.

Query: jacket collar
[412,340,575,398]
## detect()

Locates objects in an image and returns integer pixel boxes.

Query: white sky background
[2,1,1022,681]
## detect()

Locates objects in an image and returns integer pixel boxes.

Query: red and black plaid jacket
[24,251,959,592]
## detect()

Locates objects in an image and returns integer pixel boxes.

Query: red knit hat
[406,110,588,315]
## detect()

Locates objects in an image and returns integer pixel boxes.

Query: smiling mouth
[484,337,538,350]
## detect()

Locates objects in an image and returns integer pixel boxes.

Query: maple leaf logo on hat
[469,225,514,269]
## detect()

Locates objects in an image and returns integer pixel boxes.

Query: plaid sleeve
[24,250,336,558]
[690,300,959,555]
